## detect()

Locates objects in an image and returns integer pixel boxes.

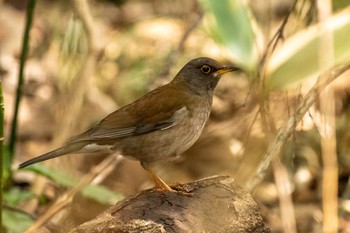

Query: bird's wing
[67,85,190,143]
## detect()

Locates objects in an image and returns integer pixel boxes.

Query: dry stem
[247,62,350,191]
[316,1,338,232]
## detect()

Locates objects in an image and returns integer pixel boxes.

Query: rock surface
[70,176,270,233]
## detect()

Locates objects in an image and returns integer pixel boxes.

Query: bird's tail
[18,142,85,169]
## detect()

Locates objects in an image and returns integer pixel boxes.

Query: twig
[316,1,338,232]
[73,0,98,53]
[24,155,123,233]
[53,0,99,145]
[272,158,297,233]
[8,0,36,169]
[176,12,204,55]
[24,0,101,217]
[74,0,117,114]
[247,62,350,191]
[254,5,299,231]
[257,0,299,140]
[259,0,298,71]
[158,11,204,78]
[3,203,37,220]
[0,82,4,233]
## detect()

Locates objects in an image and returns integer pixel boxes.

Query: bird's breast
[175,100,211,153]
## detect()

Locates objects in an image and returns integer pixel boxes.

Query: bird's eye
[200,65,211,74]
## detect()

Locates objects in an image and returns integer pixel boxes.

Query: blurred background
[1,0,350,232]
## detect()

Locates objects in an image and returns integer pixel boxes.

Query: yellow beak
[215,66,241,75]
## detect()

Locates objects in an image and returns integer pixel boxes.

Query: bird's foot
[141,161,193,195]
[154,180,193,196]
[150,174,193,196]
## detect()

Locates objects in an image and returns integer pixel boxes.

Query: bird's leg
[140,161,176,192]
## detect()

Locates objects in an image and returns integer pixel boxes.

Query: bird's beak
[214,66,241,75]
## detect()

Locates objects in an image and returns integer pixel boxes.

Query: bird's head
[172,57,241,95]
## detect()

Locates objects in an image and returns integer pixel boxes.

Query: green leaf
[201,0,259,71]
[267,7,350,89]
[82,184,124,204]
[3,187,35,206]
[2,144,11,187]
[3,209,34,233]
[27,163,76,187]
[23,164,124,204]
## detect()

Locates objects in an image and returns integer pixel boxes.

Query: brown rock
[70,176,269,233]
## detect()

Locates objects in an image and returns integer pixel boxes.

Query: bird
[19,57,241,192]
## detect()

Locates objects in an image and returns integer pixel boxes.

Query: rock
[70,176,269,233]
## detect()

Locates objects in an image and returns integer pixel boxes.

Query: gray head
[172,57,240,95]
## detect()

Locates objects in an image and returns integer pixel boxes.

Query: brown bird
[19,57,240,191]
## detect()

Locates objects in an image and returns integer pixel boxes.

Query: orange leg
[141,161,176,192]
